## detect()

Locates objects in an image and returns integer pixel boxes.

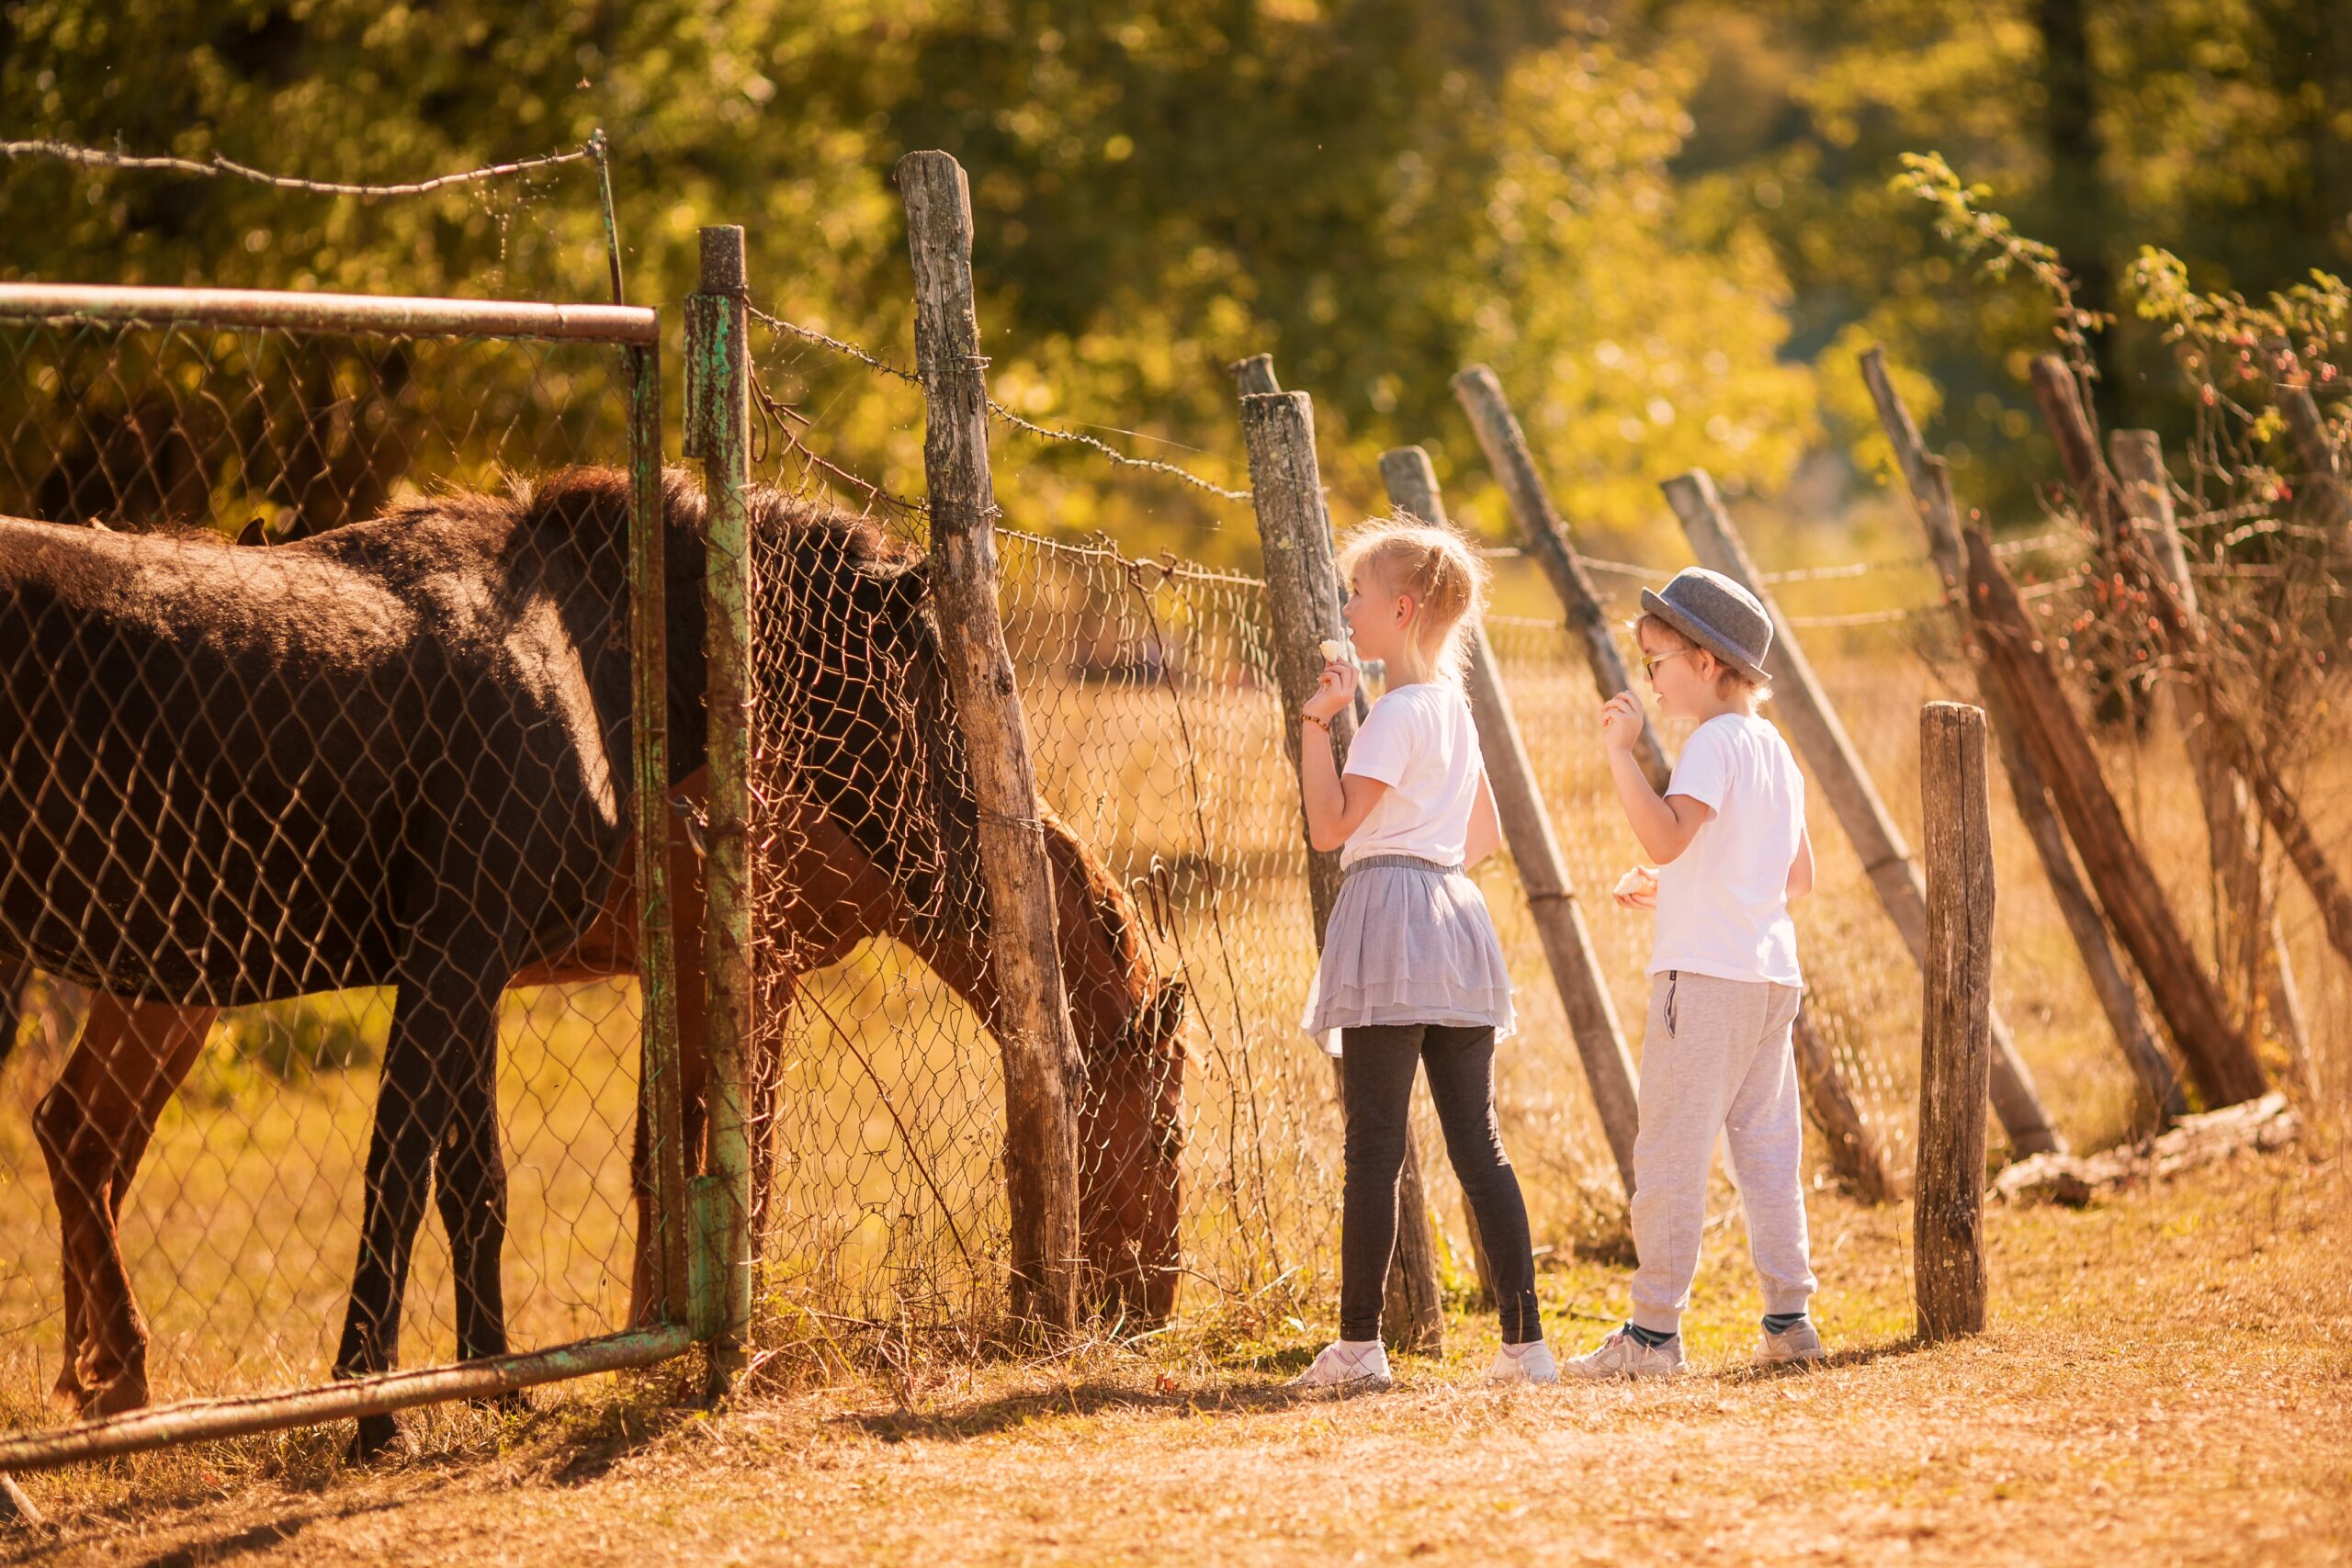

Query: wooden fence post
[898,151,1083,1334]
[1962,525,2272,1107]
[1916,703,1993,1342]
[1663,469,2067,1156]
[1233,367,1445,1356]
[683,226,755,1385]
[1860,347,2187,1123]
[1451,366,1672,790]
[2109,430,2314,1096]
[1376,445,1647,1199]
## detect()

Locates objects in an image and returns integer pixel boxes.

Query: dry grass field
[6,1136,2344,1566]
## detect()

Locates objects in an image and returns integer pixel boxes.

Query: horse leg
[35,997,214,1416]
[431,1028,525,1414]
[337,941,502,1462]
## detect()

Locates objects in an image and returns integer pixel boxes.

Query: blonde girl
[1289,518,1553,1389]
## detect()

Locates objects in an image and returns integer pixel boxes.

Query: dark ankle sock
[1761,1312,1807,1334]
[1623,1321,1675,1348]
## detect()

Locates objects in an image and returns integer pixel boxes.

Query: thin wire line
[3,137,595,197]
[749,302,922,385]
[1784,604,1939,628]
[746,303,1250,502]
[985,402,1250,501]
[1577,532,2073,588]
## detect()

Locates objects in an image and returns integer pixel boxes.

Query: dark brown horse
[7,480,1186,1426]
[0,467,712,1456]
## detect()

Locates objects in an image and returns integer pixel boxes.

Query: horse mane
[352,466,712,547]
[743,486,923,575]
[1039,804,1154,1023]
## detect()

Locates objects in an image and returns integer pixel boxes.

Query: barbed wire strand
[3,136,596,198]
[747,304,1251,503]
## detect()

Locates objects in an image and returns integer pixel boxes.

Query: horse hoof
[345,1413,401,1465]
[74,1371,151,1420]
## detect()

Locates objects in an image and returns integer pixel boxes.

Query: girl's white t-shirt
[1650,712,1805,986]
[1340,682,1484,867]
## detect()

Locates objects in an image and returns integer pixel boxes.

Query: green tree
[4,0,1818,563]
[1645,0,2352,511]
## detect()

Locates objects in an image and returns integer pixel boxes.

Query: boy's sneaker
[1757,1319,1826,1365]
[1483,1340,1558,1385]
[1288,1339,1392,1390]
[1563,1327,1686,1381]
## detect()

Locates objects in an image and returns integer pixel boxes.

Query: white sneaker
[1757,1319,1826,1365]
[1564,1326,1686,1381]
[1288,1339,1393,1390]
[1484,1340,1559,1384]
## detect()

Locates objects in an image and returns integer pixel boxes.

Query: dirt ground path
[10,1151,2349,1567]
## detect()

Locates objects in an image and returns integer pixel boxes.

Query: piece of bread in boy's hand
[1612,864,1658,908]
[1318,638,1348,663]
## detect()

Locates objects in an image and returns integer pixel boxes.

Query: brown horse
[17,491,1186,1418]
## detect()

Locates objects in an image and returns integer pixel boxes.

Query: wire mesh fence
[731,288,2008,1335]
[0,290,681,1451]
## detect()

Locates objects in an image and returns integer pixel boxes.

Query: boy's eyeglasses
[1642,649,1694,681]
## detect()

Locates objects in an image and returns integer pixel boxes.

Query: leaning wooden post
[1962,526,2273,1107]
[682,226,754,1384]
[1446,385,1891,1196]
[2110,430,2314,1095]
[1860,347,2187,1123]
[1233,371,1444,1356]
[1915,702,1993,1342]
[1378,445,1645,1195]
[2027,356,2314,1083]
[1452,365,1672,789]
[1664,469,2067,1156]
[899,152,1083,1334]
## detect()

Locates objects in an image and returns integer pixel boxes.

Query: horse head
[1036,807,1191,1326]
[743,489,1191,1326]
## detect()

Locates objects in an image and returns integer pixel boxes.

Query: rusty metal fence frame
[0,281,708,1473]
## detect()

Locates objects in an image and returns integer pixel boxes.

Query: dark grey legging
[1339,1022,1541,1344]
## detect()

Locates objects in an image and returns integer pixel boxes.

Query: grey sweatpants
[1629,970,1816,1335]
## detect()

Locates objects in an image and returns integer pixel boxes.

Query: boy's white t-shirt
[1340,682,1483,867]
[1650,712,1805,987]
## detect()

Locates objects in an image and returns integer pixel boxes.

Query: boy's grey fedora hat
[1638,567,1773,685]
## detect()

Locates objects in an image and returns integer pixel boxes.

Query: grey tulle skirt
[1301,854,1517,1053]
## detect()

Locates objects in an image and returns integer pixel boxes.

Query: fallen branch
[1991,1093,2301,1207]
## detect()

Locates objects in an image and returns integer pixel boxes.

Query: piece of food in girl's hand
[1318,638,1348,663]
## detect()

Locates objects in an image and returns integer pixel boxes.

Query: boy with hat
[1566,566,1826,1379]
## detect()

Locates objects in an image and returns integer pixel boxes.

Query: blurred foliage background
[2,0,2346,573]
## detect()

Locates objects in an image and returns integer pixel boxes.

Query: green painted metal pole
[0,1325,692,1475]
[626,338,691,1330]
[683,227,756,1388]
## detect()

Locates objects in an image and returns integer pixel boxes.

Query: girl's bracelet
[1300,711,1331,733]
